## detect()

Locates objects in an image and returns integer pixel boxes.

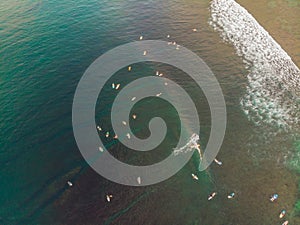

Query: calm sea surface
[0,0,299,224]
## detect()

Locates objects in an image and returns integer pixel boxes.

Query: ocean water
[0,0,299,224]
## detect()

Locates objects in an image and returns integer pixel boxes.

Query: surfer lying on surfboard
[208,192,217,201]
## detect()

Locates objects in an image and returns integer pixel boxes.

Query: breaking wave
[174,133,203,168]
[210,0,300,130]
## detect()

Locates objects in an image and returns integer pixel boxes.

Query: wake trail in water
[210,0,300,130]
[173,133,202,158]
[173,133,212,172]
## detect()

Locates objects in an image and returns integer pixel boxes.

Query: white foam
[210,0,300,130]
[173,133,202,159]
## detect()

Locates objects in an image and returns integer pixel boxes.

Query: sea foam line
[210,0,300,129]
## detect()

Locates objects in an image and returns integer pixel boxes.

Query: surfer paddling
[279,210,286,219]
[106,194,113,202]
[67,181,73,187]
[270,193,279,202]
[191,173,199,180]
[208,192,217,201]
[214,158,222,166]
[227,192,235,199]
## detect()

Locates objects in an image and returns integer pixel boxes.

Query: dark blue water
[1,0,299,224]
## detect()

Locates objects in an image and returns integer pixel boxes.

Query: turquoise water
[1,0,299,224]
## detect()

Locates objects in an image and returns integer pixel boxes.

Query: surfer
[227,192,235,199]
[112,83,120,90]
[191,173,199,180]
[208,192,216,201]
[279,210,286,218]
[270,193,279,202]
[106,194,113,202]
[214,158,222,166]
